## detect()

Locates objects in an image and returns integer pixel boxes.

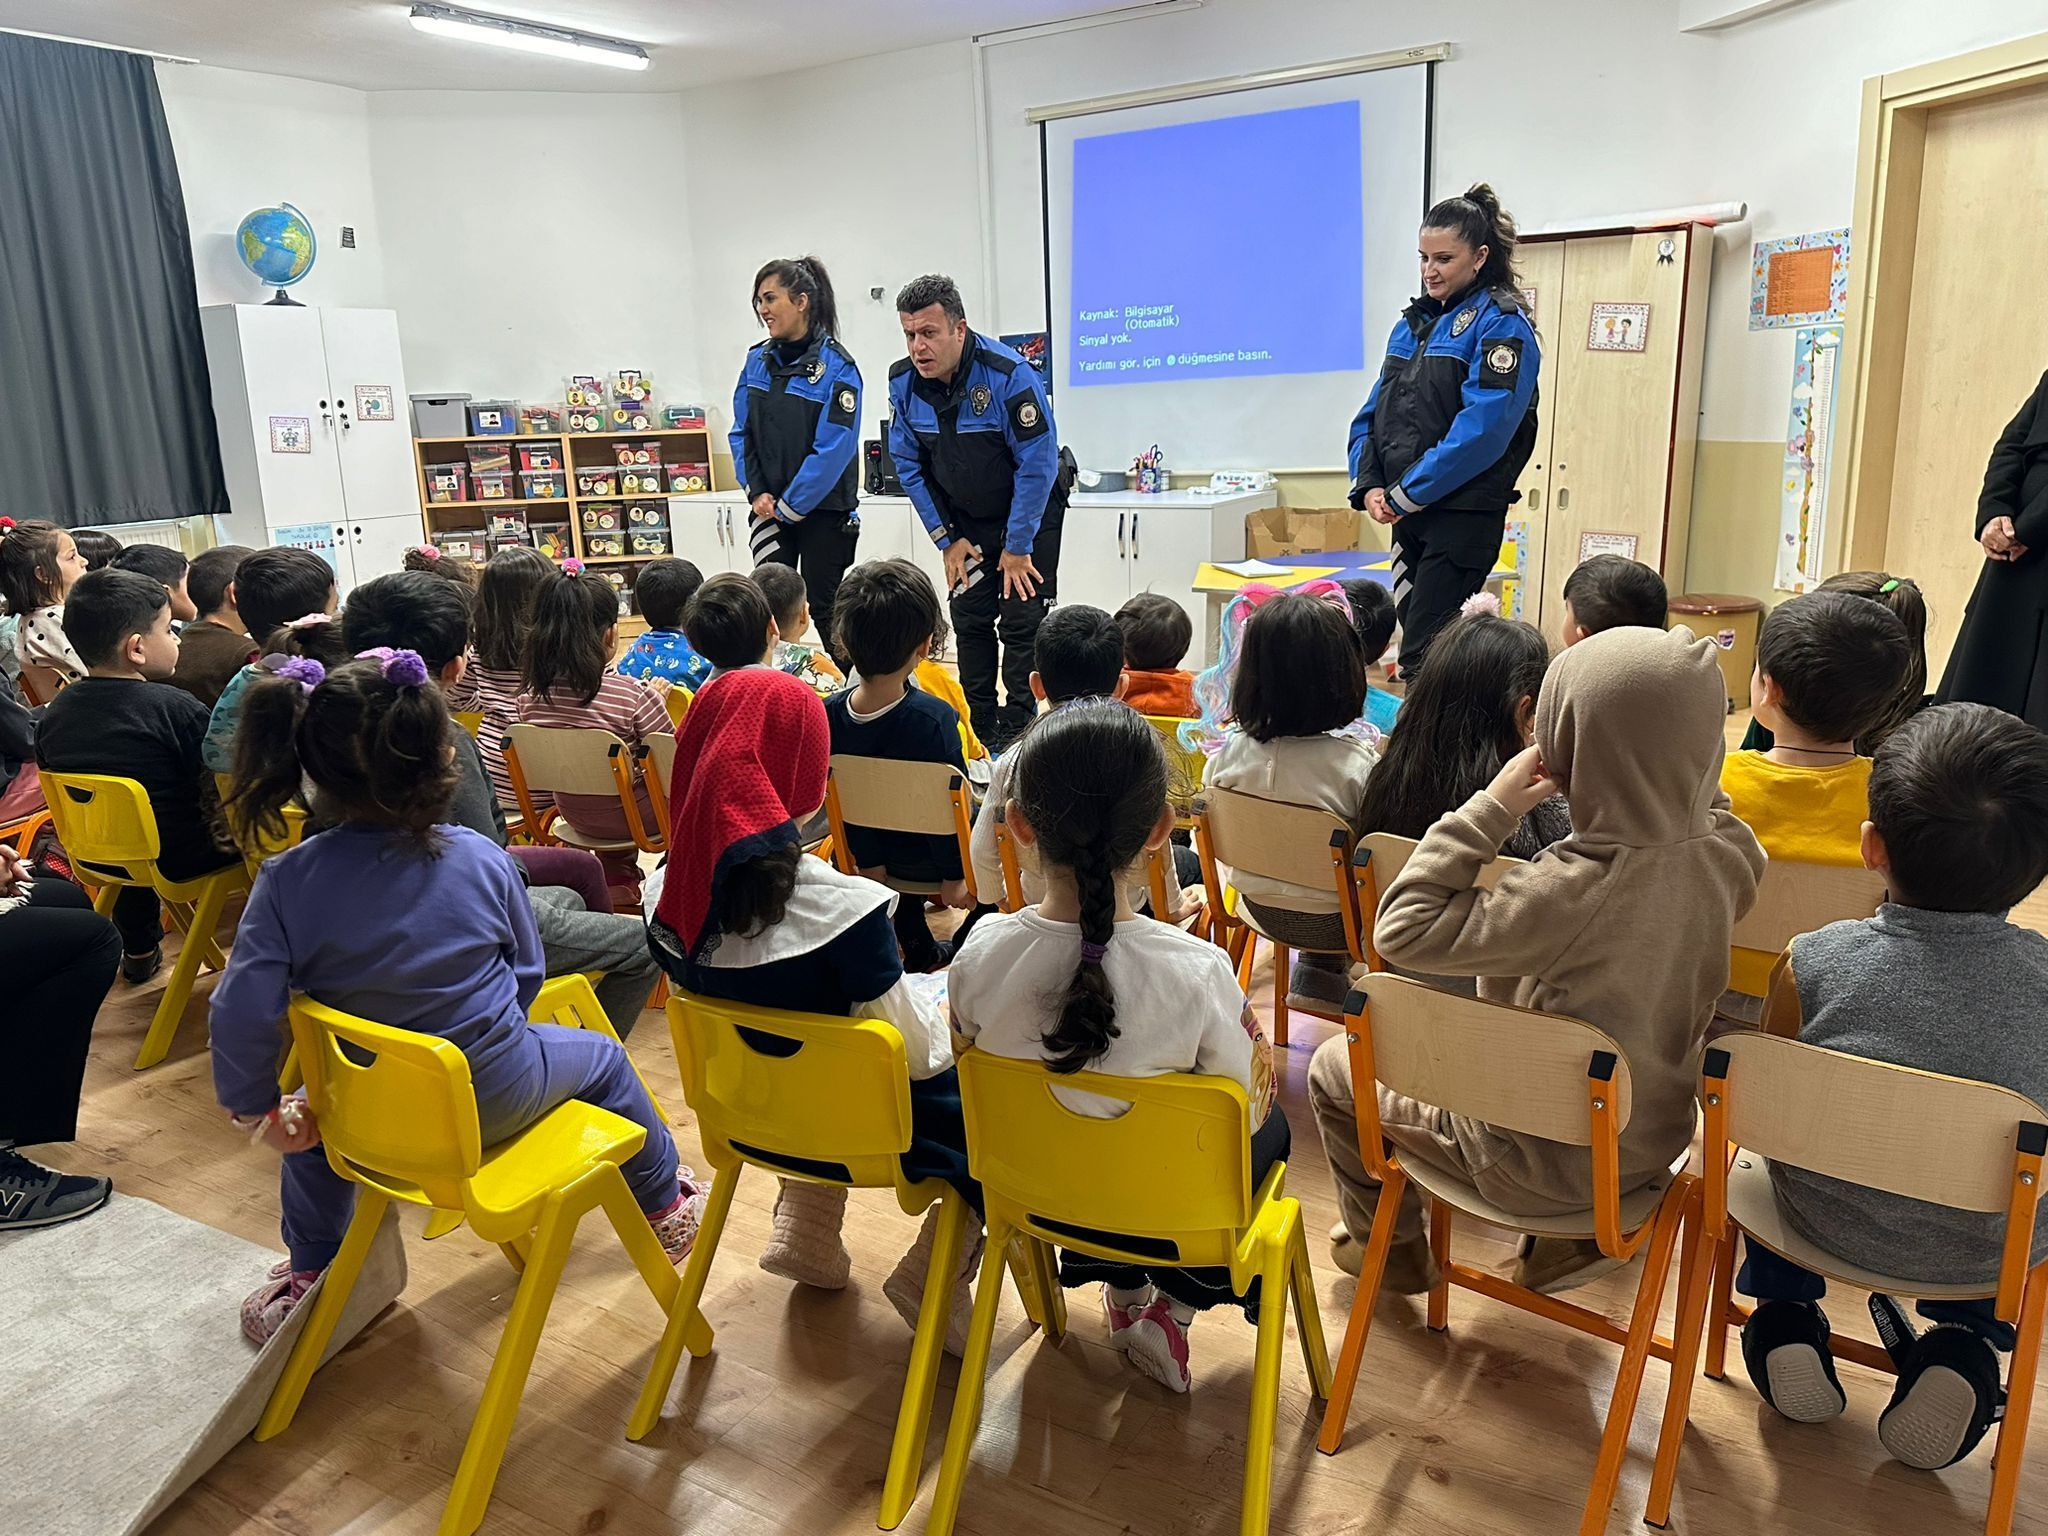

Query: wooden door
[1546,233,1687,611]
[1883,84,2048,673]
[1510,239,1565,631]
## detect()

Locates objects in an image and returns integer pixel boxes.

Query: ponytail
[753,254,842,340]
[224,668,318,850]
[1423,181,1520,291]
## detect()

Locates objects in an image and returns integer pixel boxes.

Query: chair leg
[1577,1182,1688,1536]
[1235,930,1259,993]
[1703,1225,1738,1380]
[1985,1267,2048,1536]
[1645,1186,1716,1530]
[927,1218,1015,1536]
[1426,1198,1452,1333]
[1271,942,1290,1049]
[497,1240,525,1272]
[626,1164,738,1441]
[1029,1236,1066,1342]
[91,882,119,918]
[1316,1170,1408,1454]
[594,1166,686,1317]
[1239,1242,1292,1536]
[256,1190,391,1440]
[133,878,230,1070]
[878,1195,970,1531]
[1288,1223,1334,1399]
[440,1193,581,1536]
[1004,1237,1046,1330]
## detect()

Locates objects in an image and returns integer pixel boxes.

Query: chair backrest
[668,992,916,1188]
[1710,1032,2046,1214]
[663,686,692,730]
[502,723,631,797]
[452,709,484,738]
[1199,783,1353,893]
[213,770,309,870]
[828,755,965,836]
[1358,971,1632,1145]
[1143,714,1206,810]
[18,663,64,707]
[957,1049,1254,1269]
[640,732,677,800]
[39,771,162,882]
[1731,858,1887,955]
[1357,832,1521,903]
[288,996,483,1211]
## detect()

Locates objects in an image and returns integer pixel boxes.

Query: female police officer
[733,255,863,648]
[1348,184,1540,680]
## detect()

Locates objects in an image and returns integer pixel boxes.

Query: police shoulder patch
[827,382,858,426]
[1478,336,1523,388]
[1451,307,1478,337]
[1008,389,1050,439]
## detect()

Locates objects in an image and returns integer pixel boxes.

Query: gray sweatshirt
[1770,904,2048,1285]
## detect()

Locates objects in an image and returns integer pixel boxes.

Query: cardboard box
[1244,505,1362,559]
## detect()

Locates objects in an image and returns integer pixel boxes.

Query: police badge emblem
[807,358,826,383]
[1451,307,1478,336]
[1018,402,1039,429]
[970,384,992,414]
[838,388,856,413]
[1487,344,1518,373]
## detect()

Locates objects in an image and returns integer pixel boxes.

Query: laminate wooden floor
[63,713,2048,1536]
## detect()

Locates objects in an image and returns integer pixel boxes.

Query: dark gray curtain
[0,33,227,527]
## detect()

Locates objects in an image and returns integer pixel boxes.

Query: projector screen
[1043,65,1430,472]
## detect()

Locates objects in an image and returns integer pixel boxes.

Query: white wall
[367,90,706,409]
[158,65,388,309]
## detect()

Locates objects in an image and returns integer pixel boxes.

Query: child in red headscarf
[648,669,979,1348]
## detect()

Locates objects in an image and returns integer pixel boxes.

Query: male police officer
[889,274,1069,747]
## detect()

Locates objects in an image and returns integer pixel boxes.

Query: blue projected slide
[1068,100,1363,388]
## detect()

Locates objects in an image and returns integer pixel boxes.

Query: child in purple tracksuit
[209,648,705,1345]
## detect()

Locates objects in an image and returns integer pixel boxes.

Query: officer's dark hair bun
[753,255,842,340]
[1423,182,1521,292]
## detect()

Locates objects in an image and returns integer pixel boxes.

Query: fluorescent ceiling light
[408,3,650,70]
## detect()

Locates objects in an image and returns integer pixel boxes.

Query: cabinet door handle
[1557,488,1570,511]
[1527,488,1542,512]
[1118,511,1127,557]
[1131,511,1140,558]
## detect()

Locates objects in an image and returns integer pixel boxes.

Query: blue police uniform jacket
[887,331,1060,557]
[1348,284,1540,533]
[731,332,862,522]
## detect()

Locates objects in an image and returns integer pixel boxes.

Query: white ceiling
[0,0,1136,92]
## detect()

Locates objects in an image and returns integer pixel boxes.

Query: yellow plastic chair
[41,771,250,1070]
[214,771,310,879]
[1143,713,1205,828]
[1645,1036,2048,1535]
[927,1050,1331,1536]
[914,659,987,764]
[1725,858,1887,998]
[256,979,689,1536]
[452,709,484,738]
[627,991,978,1529]
[662,684,693,730]
[823,755,977,904]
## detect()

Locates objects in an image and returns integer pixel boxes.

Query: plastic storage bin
[472,469,514,501]
[517,442,561,472]
[469,400,517,436]
[411,393,472,438]
[614,440,662,467]
[424,464,469,504]
[575,466,618,497]
[520,469,566,500]
[667,462,711,493]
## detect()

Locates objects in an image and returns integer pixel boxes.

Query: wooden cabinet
[1511,225,1712,634]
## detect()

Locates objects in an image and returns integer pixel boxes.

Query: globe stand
[265,287,304,307]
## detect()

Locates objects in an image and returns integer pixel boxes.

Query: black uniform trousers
[0,875,119,1146]
[1390,509,1505,678]
[949,498,1064,731]
[748,509,862,658]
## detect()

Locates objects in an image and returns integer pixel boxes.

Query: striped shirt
[448,654,525,807]
[514,671,671,841]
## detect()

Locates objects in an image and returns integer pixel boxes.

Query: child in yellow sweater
[1721,590,1912,993]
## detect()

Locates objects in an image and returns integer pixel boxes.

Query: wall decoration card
[1775,324,1844,592]
[271,521,341,575]
[1578,530,1639,563]
[354,384,395,422]
[1750,228,1851,330]
[1000,332,1052,405]
[1586,303,1650,352]
[268,415,311,453]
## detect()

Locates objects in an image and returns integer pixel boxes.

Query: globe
[235,203,316,303]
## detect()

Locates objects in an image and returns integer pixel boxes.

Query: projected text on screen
[1068,99,1364,388]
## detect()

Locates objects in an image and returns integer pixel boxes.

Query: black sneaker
[0,1150,113,1231]
[1742,1299,1848,1423]
[121,947,163,985]
[1879,1325,2006,1469]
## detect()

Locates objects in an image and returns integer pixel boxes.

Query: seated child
[754,560,843,696]
[1316,626,1764,1297]
[1740,703,2048,1470]
[1114,592,1198,718]
[1741,571,1928,755]
[616,557,712,691]
[951,700,1276,1393]
[0,520,90,682]
[1201,587,1376,1011]
[1338,578,1402,735]
[33,569,243,979]
[450,545,555,807]
[168,545,257,707]
[71,529,122,572]
[1558,553,1668,646]
[646,669,975,1344]
[211,652,704,1343]
[515,568,671,895]
[685,571,776,684]
[202,547,340,771]
[824,559,970,972]
[111,544,196,622]
[1722,590,1913,994]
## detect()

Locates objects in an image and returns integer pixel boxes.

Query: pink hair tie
[283,612,332,630]
[562,556,585,575]
[412,543,442,561]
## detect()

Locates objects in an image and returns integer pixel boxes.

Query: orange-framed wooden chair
[1725,858,1887,1000]
[989,803,1198,931]
[1142,714,1205,830]
[822,755,977,905]
[1643,1035,2048,1535]
[502,723,663,857]
[1,807,49,856]
[17,662,66,707]
[1317,973,1696,1536]
[1190,785,1370,1047]
[40,770,250,1069]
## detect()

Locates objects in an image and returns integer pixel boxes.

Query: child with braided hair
[949,700,1277,1393]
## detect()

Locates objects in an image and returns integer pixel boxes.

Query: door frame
[1835,30,2048,571]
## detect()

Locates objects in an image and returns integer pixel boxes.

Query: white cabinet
[672,496,740,576]
[201,303,423,596]
[1058,492,1259,650]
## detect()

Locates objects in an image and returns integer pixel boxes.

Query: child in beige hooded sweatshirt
[1307,624,1765,1295]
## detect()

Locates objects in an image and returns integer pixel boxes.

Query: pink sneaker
[648,1166,710,1264]
[1101,1284,1150,1341]
[242,1266,321,1345]
[1121,1296,1192,1394]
